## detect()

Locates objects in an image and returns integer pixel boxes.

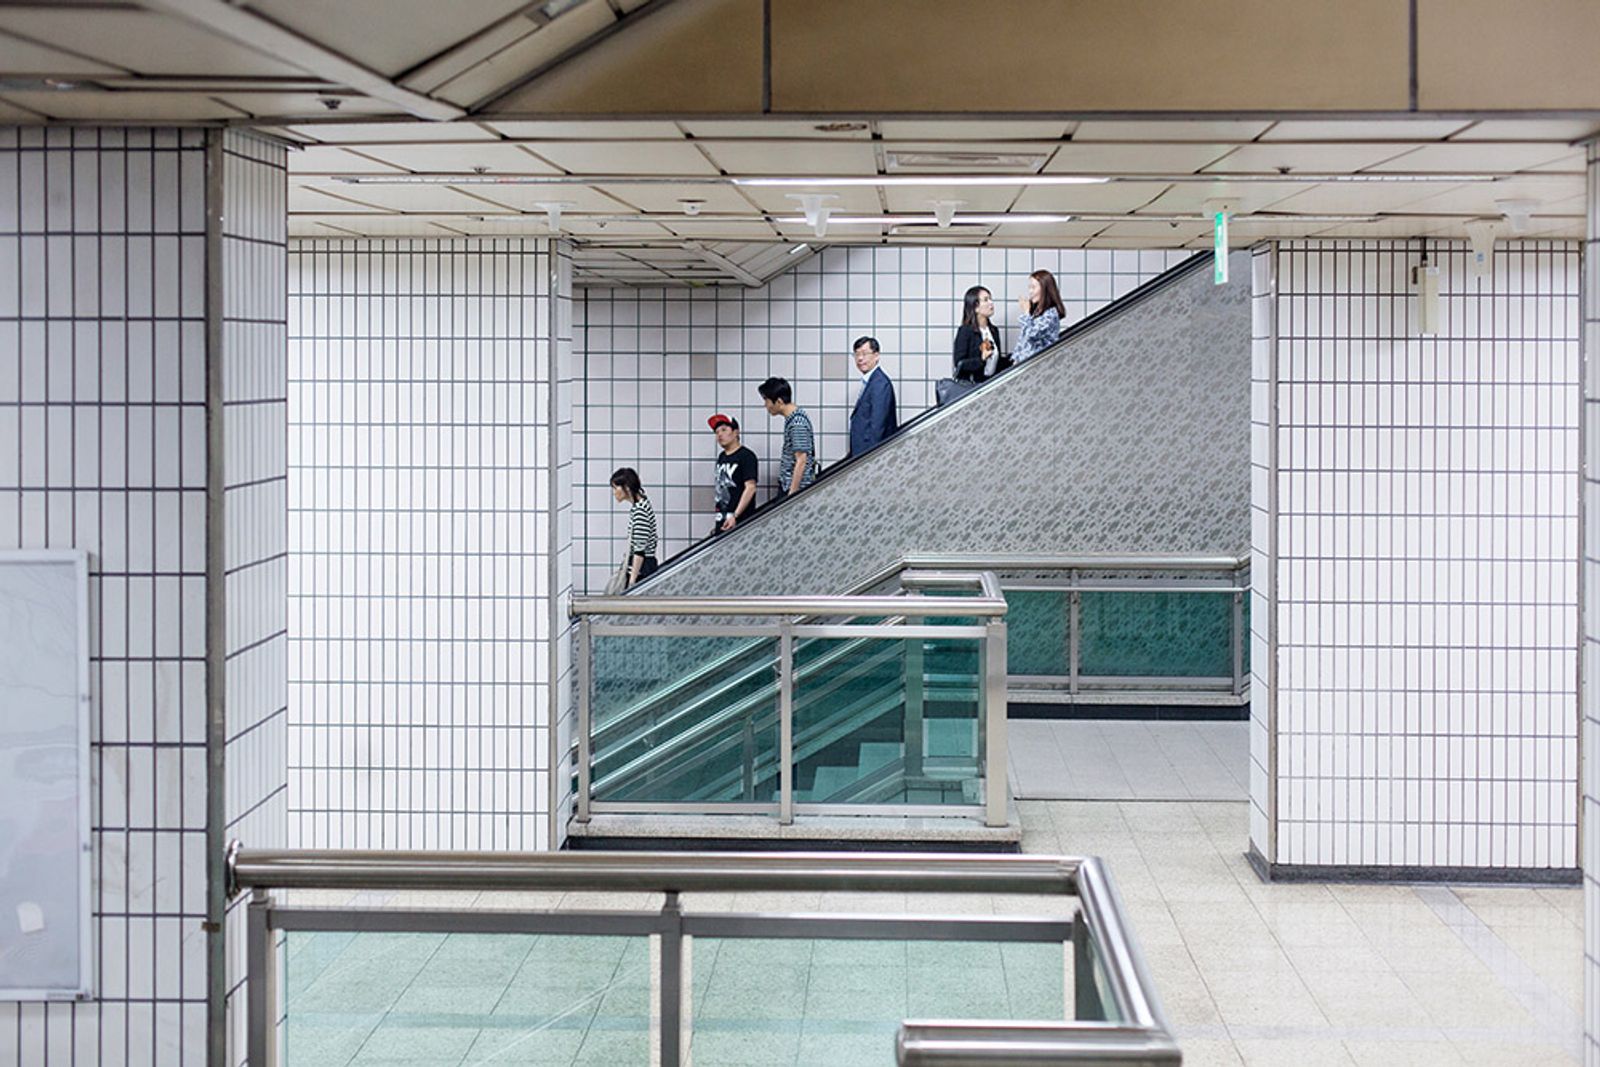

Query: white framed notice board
[0,550,92,1000]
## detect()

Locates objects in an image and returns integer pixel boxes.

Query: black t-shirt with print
[714,446,759,518]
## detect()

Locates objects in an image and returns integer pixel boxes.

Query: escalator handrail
[625,250,1216,592]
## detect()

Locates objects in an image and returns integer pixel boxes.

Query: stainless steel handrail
[572,569,1006,618]
[229,846,1180,1066]
[229,847,1080,895]
[573,593,1004,617]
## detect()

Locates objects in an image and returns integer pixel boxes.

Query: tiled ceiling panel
[697,139,879,175]
[0,8,306,76]
[1043,142,1235,174]
[530,139,719,175]
[244,0,531,78]
[340,141,563,174]
[1071,120,1272,142]
[1257,119,1471,141]
[1203,142,1420,173]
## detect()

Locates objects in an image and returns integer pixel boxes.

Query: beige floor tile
[1450,1038,1581,1065]
[1399,971,1538,1031]
[1279,939,1392,978]
[1233,1037,1355,1065]
[1343,1038,1465,1066]
[1299,970,1432,1029]
[1175,1036,1245,1066]
[1201,969,1329,1028]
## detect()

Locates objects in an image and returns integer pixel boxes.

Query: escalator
[630,248,1249,601]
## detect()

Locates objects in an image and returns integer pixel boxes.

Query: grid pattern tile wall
[1249,244,1277,862]
[216,130,288,1066]
[0,126,210,1063]
[1581,145,1598,1064]
[287,238,560,852]
[547,245,575,846]
[1255,239,1580,871]
[574,246,1187,593]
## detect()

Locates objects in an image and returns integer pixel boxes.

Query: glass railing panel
[1004,589,1069,675]
[282,930,651,1065]
[1078,589,1233,679]
[791,635,982,806]
[687,936,1069,1066]
[590,634,780,805]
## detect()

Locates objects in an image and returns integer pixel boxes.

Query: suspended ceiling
[1,1,1596,284]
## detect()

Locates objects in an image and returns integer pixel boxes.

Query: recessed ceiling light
[886,150,1048,173]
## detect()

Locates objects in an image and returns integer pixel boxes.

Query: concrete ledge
[566,809,1022,852]
[1245,846,1581,886]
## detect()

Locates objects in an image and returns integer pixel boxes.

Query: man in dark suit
[848,335,897,456]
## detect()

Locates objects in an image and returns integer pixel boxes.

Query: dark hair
[757,376,792,404]
[1028,270,1066,318]
[961,285,992,330]
[609,467,644,502]
[852,336,880,354]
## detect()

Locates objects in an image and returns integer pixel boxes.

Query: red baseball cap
[707,413,738,431]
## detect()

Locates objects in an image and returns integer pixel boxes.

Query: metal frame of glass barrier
[569,570,1010,828]
[895,554,1249,705]
[229,847,1181,1067]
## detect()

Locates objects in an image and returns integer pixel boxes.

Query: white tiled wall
[217,130,288,1066]
[1251,239,1581,872]
[287,238,569,852]
[0,126,211,1063]
[574,245,1187,593]
[1248,244,1277,861]
[1581,146,1599,1064]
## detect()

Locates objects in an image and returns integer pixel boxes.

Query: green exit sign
[1213,211,1228,284]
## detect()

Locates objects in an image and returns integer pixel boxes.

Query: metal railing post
[246,888,277,1067]
[1231,589,1245,697]
[741,715,756,802]
[576,617,592,823]
[905,632,925,780]
[983,619,1008,828]
[660,891,684,1067]
[779,621,794,825]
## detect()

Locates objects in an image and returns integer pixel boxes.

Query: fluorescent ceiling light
[778,214,1076,225]
[327,172,1504,187]
[738,176,1107,187]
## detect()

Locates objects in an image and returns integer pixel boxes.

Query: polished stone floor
[1008,719,1249,801]
[280,800,1582,1066]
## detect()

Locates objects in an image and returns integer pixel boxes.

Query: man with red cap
[707,413,759,536]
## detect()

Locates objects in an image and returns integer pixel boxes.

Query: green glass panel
[590,635,779,804]
[1004,590,1069,675]
[1078,590,1233,678]
[791,636,982,806]
[283,931,651,1066]
[1076,932,1124,1024]
[689,937,1066,1066]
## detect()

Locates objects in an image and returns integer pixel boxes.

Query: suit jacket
[952,322,1009,382]
[849,366,897,456]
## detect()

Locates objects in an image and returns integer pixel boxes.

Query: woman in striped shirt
[610,467,659,587]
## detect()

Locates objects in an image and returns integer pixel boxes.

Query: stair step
[924,719,977,758]
[856,741,902,773]
[808,763,858,799]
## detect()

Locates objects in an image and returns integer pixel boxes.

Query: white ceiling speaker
[532,201,575,233]
[678,199,706,216]
[786,193,839,238]
[1495,198,1539,235]
[1464,218,1498,279]
[930,199,965,228]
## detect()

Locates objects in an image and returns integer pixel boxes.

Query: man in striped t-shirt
[759,377,819,497]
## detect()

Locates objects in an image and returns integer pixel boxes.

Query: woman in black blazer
[953,285,1011,382]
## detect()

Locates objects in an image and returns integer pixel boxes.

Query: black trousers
[635,555,659,581]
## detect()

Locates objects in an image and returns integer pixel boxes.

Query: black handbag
[936,377,979,406]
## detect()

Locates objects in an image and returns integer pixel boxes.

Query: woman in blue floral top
[1013,268,1065,363]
